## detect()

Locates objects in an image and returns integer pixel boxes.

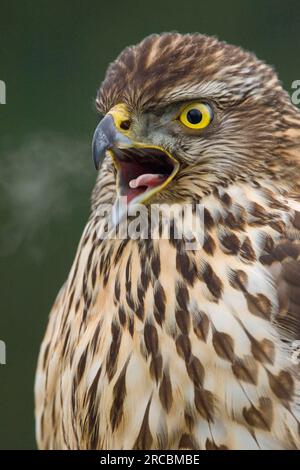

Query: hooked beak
[92,103,179,208]
[92,114,132,170]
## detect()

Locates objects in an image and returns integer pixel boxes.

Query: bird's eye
[178,102,213,129]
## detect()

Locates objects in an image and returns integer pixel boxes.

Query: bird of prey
[35,33,300,450]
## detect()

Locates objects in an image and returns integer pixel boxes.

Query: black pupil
[187,108,202,124]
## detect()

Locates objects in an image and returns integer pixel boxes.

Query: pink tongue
[129,173,166,189]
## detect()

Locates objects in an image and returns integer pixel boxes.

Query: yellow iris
[179,102,213,129]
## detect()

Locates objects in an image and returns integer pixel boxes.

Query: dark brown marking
[205,439,228,450]
[243,397,273,431]
[128,316,134,336]
[144,323,159,356]
[240,236,256,262]
[159,371,173,412]
[61,328,71,357]
[106,322,121,381]
[86,244,96,276]
[153,283,166,325]
[194,387,214,421]
[267,370,294,401]
[251,338,275,365]
[114,277,120,302]
[292,211,300,230]
[187,355,205,387]
[204,208,215,230]
[114,239,129,265]
[203,233,216,256]
[249,202,269,224]
[150,354,163,382]
[141,267,151,291]
[220,192,232,206]
[175,308,190,335]
[137,284,145,304]
[126,290,136,313]
[232,355,258,384]
[176,251,197,285]
[125,255,132,283]
[179,434,198,449]
[91,322,101,354]
[202,262,223,299]
[220,231,240,255]
[67,289,75,313]
[151,250,161,278]
[246,292,272,320]
[40,413,44,442]
[176,282,190,310]
[75,298,81,313]
[184,410,195,431]
[136,300,145,321]
[133,397,153,450]
[224,211,245,231]
[229,269,248,291]
[263,233,275,253]
[269,220,286,234]
[212,330,235,362]
[176,334,191,362]
[42,343,50,370]
[193,312,210,342]
[118,306,126,327]
[110,361,129,432]
[69,257,80,290]
[91,264,97,287]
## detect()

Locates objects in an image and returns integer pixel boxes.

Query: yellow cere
[179,102,213,129]
[108,103,131,133]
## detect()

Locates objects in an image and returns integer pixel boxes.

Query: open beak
[92,104,179,210]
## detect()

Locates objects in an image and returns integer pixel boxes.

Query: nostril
[120,119,131,131]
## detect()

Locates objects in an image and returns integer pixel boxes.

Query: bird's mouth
[92,108,179,222]
[109,145,179,205]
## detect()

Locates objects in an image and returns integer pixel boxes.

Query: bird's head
[92,33,299,210]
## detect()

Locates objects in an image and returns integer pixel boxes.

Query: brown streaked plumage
[35,33,300,450]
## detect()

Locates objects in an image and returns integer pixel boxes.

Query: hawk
[35,33,300,450]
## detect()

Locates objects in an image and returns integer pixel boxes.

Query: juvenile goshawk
[35,33,300,450]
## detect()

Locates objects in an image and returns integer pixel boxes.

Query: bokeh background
[0,0,299,449]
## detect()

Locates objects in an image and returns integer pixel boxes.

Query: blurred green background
[0,0,299,449]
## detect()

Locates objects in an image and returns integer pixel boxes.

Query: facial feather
[95,33,300,205]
